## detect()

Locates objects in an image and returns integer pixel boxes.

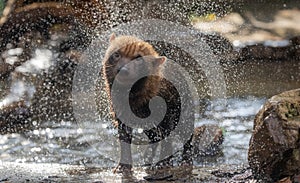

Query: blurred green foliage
[0,0,5,16]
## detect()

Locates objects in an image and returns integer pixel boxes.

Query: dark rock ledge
[248,88,300,182]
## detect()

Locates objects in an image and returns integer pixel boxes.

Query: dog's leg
[114,122,133,173]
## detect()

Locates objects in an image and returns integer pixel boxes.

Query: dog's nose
[118,67,129,76]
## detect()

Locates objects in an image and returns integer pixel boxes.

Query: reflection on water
[0,96,266,168]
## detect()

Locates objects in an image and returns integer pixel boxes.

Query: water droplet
[137,128,143,133]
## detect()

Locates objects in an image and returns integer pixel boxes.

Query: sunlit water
[0,96,265,168]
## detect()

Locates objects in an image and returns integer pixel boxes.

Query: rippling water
[0,96,266,168]
[196,96,266,166]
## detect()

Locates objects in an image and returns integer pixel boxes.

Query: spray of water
[73,18,227,166]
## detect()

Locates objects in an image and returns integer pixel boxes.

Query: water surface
[0,96,266,168]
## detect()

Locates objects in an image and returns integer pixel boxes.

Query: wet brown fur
[103,35,163,115]
[102,34,192,172]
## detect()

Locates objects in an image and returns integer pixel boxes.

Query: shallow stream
[0,96,266,169]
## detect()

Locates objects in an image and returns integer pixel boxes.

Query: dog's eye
[133,54,142,60]
[111,52,121,61]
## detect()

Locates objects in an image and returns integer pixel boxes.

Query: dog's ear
[154,56,166,66]
[109,33,116,43]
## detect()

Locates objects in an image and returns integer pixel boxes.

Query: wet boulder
[193,125,224,157]
[248,89,300,181]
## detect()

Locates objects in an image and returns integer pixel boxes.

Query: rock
[290,36,300,60]
[248,89,300,181]
[0,101,32,134]
[240,44,292,60]
[193,125,224,157]
[30,58,77,123]
[0,62,13,79]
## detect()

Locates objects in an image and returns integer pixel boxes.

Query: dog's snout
[117,67,129,76]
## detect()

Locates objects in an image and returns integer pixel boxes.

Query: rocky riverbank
[248,89,300,182]
[0,162,254,182]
